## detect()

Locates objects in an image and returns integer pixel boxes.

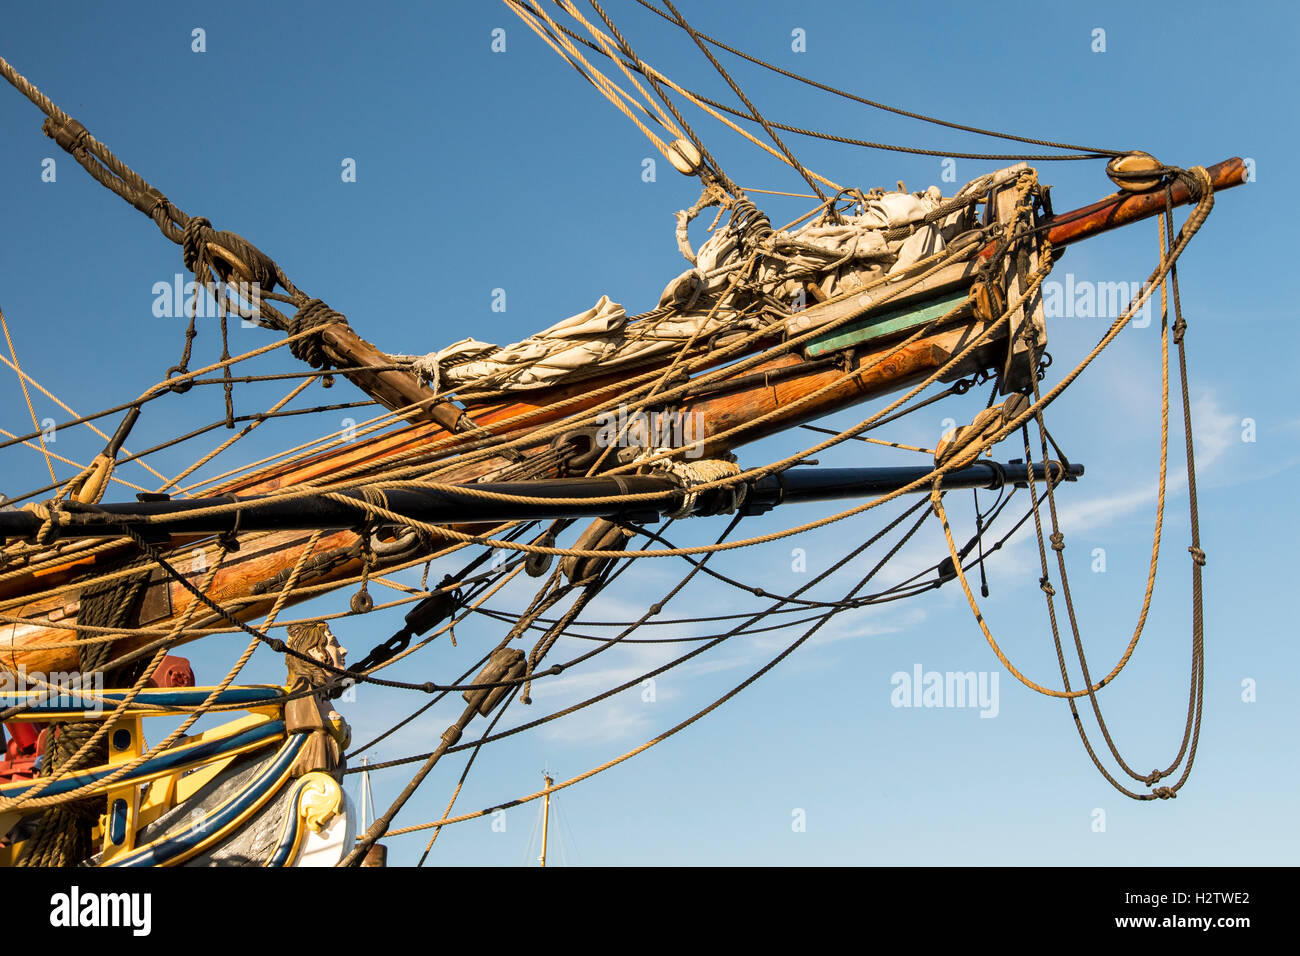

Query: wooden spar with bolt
[1039,156,1246,249]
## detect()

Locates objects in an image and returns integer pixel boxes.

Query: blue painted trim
[108,798,128,846]
[267,778,314,867]
[0,720,285,799]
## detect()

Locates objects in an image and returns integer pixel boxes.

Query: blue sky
[0,0,1295,866]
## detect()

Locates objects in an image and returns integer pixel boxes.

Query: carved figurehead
[284,621,351,779]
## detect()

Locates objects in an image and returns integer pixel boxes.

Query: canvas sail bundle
[405,173,1000,397]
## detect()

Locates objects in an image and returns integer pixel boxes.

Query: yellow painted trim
[99,716,145,863]
[264,772,342,867]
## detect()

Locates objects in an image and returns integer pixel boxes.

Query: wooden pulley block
[667,137,703,176]
[970,280,1006,322]
[560,517,632,584]
[1106,151,1165,193]
[463,647,527,717]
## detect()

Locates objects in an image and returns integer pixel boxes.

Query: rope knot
[288,299,349,369]
[1144,768,1164,786]
[1188,546,1206,567]
[1038,575,1055,597]
[1049,531,1065,551]
[27,499,64,546]
[1172,316,1188,344]
[1152,786,1177,800]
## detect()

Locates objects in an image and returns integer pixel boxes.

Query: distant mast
[359,756,374,833]
[357,756,387,867]
[539,771,554,868]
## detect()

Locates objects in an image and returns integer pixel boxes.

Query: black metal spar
[0,461,1082,542]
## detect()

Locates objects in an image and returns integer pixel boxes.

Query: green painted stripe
[803,290,970,358]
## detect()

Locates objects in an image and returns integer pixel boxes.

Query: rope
[655,455,744,518]
[378,495,929,839]
[928,167,1213,704]
[504,1,677,164]
[513,0,844,193]
[579,0,739,195]
[1018,195,1207,799]
[0,306,56,484]
[287,300,349,370]
[632,0,1123,157]
[660,0,830,206]
[15,559,153,865]
[527,3,1115,163]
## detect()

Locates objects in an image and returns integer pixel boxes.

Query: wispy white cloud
[1034,388,1239,533]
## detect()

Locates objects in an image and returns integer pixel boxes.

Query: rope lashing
[656,456,745,518]
[41,114,89,153]
[409,342,473,398]
[675,182,729,264]
[728,196,774,252]
[180,216,213,274]
[288,299,350,369]
[24,499,64,547]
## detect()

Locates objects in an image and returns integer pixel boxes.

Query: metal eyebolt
[551,427,601,475]
[370,527,423,560]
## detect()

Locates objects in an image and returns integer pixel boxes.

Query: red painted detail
[148,655,195,688]
[0,722,43,784]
